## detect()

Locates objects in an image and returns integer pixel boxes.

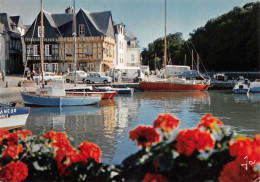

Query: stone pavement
[0,74,37,95]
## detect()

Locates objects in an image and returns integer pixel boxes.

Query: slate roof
[10,16,25,28]
[0,13,12,31]
[0,13,21,34]
[52,13,73,27]
[25,9,114,39]
[89,11,112,34]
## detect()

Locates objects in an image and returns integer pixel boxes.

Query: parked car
[83,72,112,84]
[34,72,62,82]
[65,71,88,83]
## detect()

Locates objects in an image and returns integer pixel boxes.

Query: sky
[0,0,258,49]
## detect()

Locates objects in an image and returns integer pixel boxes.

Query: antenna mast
[40,0,45,88]
[164,0,167,76]
[73,0,77,87]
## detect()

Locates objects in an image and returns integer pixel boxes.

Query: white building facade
[114,23,140,68]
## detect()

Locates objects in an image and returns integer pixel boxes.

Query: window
[87,63,94,71]
[33,45,39,56]
[45,44,51,56]
[52,63,58,72]
[131,42,135,47]
[131,54,135,62]
[79,24,85,36]
[44,63,48,72]
[86,45,92,55]
[66,45,73,56]
[38,26,44,38]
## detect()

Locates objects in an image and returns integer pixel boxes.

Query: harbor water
[1,90,259,165]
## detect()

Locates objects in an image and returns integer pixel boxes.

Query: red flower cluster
[153,113,180,134]
[219,135,260,181]
[0,161,28,182]
[174,128,215,156]
[219,160,259,182]
[198,113,223,129]
[43,131,102,176]
[142,173,168,182]
[79,141,102,163]
[2,143,23,159]
[0,129,10,144]
[16,129,32,139]
[129,126,160,147]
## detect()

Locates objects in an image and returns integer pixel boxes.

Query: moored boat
[0,103,30,130]
[139,78,210,92]
[65,86,118,99]
[233,80,249,94]
[22,80,102,106]
[249,80,260,93]
[94,86,134,94]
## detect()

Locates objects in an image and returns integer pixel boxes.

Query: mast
[73,0,77,87]
[40,0,44,88]
[191,49,194,70]
[164,0,167,76]
[197,53,200,73]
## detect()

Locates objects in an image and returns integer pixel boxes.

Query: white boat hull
[22,92,101,107]
[0,107,30,130]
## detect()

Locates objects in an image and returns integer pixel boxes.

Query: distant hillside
[188,2,259,71]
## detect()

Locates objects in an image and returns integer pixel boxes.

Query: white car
[34,72,62,82]
[83,72,112,84]
[65,71,88,83]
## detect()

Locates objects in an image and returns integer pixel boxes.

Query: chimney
[65,6,74,14]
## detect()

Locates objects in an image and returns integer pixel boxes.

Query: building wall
[58,36,115,73]
[126,47,140,67]
[0,33,5,71]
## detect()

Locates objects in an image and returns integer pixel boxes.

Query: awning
[104,63,115,68]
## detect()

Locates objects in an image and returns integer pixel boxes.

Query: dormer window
[38,26,44,37]
[131,42,135,47]
[79,24,85,36]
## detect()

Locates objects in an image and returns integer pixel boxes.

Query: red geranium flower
[2,143,23,159]
[54,145,79,176]
[229,135,260,165]
[175,128,215,156]
[43,130,58,140]
[198,113,223,129]
[78,141,102,163]
[142,173,168,182]
[0,129,9,144]
[219,160,259,182]
[129,126,160,147]
[153,113,180,134]
[0,161,28,182]
[16,129,32,139]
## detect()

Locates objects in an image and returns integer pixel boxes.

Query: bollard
[5,82,8,88]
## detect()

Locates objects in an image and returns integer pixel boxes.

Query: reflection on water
[5,91,258,165]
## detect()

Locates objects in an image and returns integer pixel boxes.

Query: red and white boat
[65,86,118,99]
[139,77,210,92]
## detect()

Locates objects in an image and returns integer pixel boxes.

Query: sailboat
[21,0,102,106]
[139,0,210,92]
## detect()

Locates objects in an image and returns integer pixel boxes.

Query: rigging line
[188,39,210,77]
[81,10,93,40]
[23,14,38,80]
[185,41,197,69]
